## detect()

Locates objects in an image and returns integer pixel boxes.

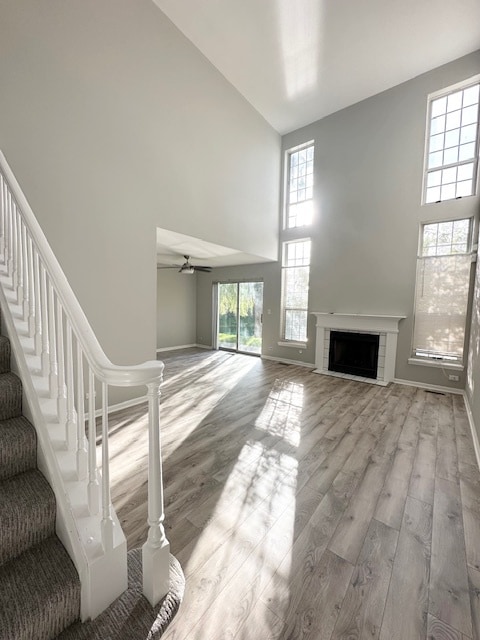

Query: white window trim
[410,216,475,367]
[283,140,315,230]
[278,340,307,349]
[408,357,464,371]
[280,238,311,343]
[422,73,480,205]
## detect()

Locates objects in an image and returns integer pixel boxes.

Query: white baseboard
[462,391,480,472]
[156,344,196,353]
[393,377,464,395]
[95,395,148,418]
[261,354,315,368]
[156,343,212,353]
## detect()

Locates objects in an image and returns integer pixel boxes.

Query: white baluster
[10,198,17,284]
[8,193,14,278]
[65,319,76,450]
[4,184,10,268]
[142,379,170,606]
[7,192,14,278]
[33,251,42,355]
[40,261,49,374]
[47,279,58,398]
[75,342,88,480]
[101,382,114,552]
[87,368,99,515]
[15,207,23,303]
[56,301,67,425]
[27,236,35,337]
[21,221,29,321]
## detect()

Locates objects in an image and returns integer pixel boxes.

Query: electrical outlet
[448,374,459,381]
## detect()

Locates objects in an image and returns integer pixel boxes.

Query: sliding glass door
[217,282,263,355]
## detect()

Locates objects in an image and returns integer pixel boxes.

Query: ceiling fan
[157,255,212,274]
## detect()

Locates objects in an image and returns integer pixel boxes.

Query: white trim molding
[156,343,212,353]
[277,340,308,349]
[311,312,406,385]
[394,378,464,395]
[408,357,464,371]
[463,391,480,472]
[156,344,196,353]
[261,354,315,368]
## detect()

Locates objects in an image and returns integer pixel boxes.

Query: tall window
[285,142,314,228]
[424,78,479,204]
[281,239,311,342]
[412,218,473,363]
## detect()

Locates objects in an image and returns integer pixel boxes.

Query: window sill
[278,340,307,349]
[408,357,464,371]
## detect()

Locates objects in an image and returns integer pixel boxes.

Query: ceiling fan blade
[193,266,212,272]
[157,264,182,269]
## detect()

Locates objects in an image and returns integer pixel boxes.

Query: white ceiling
[154,1,479,266]
[153,0,480,134]
[156,227,275,267]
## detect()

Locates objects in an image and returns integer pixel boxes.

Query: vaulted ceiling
[154,1,480,266]
[153,0,480,134]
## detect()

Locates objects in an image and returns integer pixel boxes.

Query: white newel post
[142,378,170,607]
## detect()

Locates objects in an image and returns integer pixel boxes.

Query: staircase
[0,332,81,639]
[0,328,185,640]
[0,152,185,638]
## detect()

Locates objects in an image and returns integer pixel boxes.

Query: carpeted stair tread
[0,327,182,639]
[55,551,185,640]
[0,371,22,421]
[0,468,56,565]
[0,535,81,640]
[0,336,10,374]
[0,415,37,480]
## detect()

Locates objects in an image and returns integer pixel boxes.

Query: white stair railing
[0,151,170,619]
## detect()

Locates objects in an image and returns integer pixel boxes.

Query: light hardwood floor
[106,348,480,640]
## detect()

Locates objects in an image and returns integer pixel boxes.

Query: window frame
[410,216,475,367]
[284,141,315,230]
[422,74,480,205]
[280,238,311,345]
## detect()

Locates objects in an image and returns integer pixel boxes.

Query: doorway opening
[216,282,263,355]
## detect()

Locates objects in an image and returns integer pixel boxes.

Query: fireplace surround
[311,313,406,385]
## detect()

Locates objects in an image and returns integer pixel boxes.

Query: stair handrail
[0,150,170,619]
[0,153,162,387]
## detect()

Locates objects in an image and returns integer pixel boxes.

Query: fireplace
[311,313,406,385]
[329,331,380,379]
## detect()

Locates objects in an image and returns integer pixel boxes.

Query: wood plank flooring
[105,348,480,640]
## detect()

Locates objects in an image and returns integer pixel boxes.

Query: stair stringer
[0,274,128,622]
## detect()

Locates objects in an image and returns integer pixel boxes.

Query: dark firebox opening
[329,331,380,379]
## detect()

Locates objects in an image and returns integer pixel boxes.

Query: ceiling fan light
[180,266,195,274]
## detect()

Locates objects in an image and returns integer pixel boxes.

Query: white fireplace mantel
[311,312,406,385]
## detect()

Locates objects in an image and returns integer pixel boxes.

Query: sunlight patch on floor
[182,455,298,639]
[180,378,303,636]
[161,355,258,460]
[160,350,229,388]
[255,379,304,447]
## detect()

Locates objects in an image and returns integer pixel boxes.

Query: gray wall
[157,270,197,349]
[196,262,316,364]
[195,52,480,392]
[0,0,280,403]
[282,51,480,389]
